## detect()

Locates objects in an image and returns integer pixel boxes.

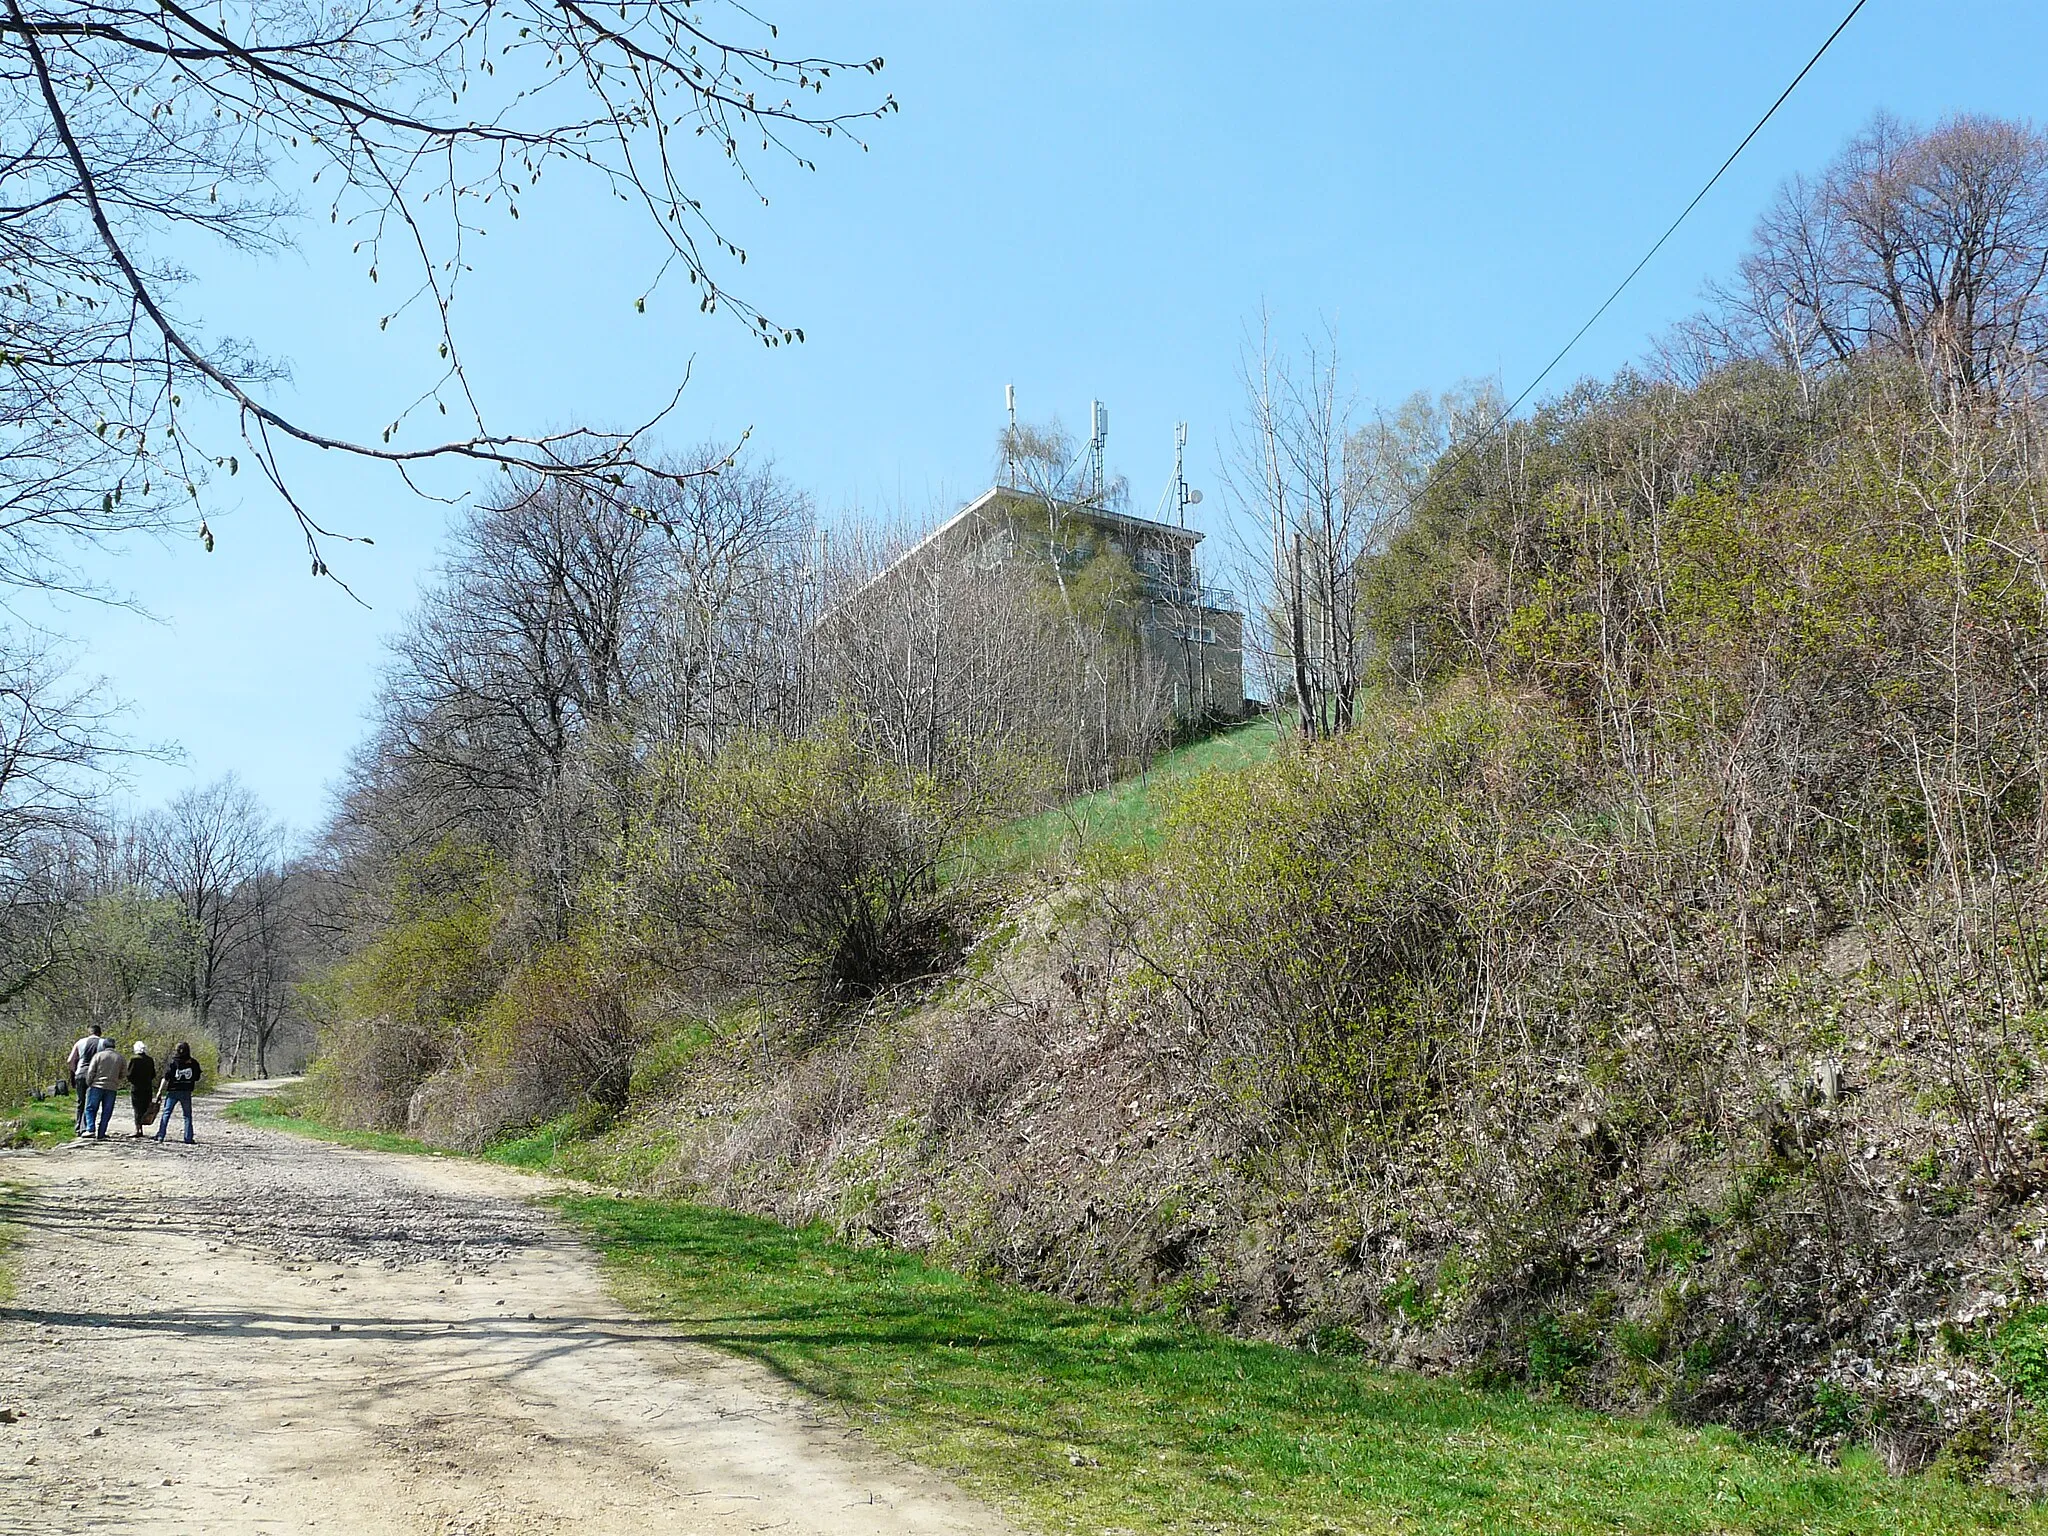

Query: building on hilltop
[864,485,1245,723]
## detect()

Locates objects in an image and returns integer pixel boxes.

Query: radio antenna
[1088,399,1108,500]
[1004,383,1017,486]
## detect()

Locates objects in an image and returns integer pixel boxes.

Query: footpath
[0,1082,1016,1536]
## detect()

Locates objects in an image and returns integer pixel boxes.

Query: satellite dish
[1187,488,1204,506]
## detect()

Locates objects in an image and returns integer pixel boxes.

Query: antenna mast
[1004,384,1017,487]
[1173,421,1203,527]
[1174,422,1188,526]
[1089,399,1108,500]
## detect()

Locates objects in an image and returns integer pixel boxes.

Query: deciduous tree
[0,0,893,581]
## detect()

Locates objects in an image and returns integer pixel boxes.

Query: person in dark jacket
[153,1042,203,1145]
[127,1041,159,1139]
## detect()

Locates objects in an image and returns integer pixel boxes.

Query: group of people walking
[64,1029,204,1143]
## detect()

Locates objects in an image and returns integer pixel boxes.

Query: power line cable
[1392,0,1868,514]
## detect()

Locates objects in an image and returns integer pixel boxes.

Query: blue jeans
[83,1085,118,1138]
[154,1091,194,1143]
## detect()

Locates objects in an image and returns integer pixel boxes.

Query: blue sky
[41,0,2048,833]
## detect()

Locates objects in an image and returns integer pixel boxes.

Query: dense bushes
[311,723,1015,1141]
[695,727,979,1009]
[1143,690,1583,1135]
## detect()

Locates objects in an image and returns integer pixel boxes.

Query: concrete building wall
[1141,603,1244,722]
[863,486,1248,725]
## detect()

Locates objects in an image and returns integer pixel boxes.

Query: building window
[1176,624,1218,645]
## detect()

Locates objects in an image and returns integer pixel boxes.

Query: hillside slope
[502,704,2048,1492]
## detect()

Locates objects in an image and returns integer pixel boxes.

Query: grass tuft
[5,1097,83,1149]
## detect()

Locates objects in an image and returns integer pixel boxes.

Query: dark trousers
[131,1091,154,1135]
[154,1092,194,1144]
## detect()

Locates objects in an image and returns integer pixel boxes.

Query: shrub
[702,724,980,1012]
[1526,1312,1600,1389]
[1810,1380,1862,1438]
[303,840,504,1130]
[1147,688,1581,1137]
[922,1010,1034,1136]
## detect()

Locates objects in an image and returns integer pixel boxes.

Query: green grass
[0,1177,20,1302]
[961,715,1285,876]
[227,1087,2046,1534]
[229,1087,679,1183]
[558,1195,2045,1536]
[481,1114,584,1169]
[224,1092,445,1156]
[5,1096,84,1148]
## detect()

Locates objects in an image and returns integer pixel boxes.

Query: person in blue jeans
[81,1037,128,1140]
[66,1029,105,1134]
[154,1041,203,1144]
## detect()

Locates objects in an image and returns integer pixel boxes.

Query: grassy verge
[4,1097,84,1149]
[960,715,1284,876]
[226,1086,687,1183]
[234,1097,2043,1535]
[560,1194,2044,1536]
[224,1092,445,1156]
[0,1176,20,1303]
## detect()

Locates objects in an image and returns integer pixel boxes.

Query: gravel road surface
[0,1083,1017,1536]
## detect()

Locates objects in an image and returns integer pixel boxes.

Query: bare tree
[638,455,815,756]
[218,862,305,1076]
[143,774,280,1051]
[1228,323,1413,739]
[0,642,133,1002]
[1694,113,2048,406]
[0,0,894,581]
[374,454,805,791]
[343,451,814,938]
[377,476,669,832]
[823,517,1061,784]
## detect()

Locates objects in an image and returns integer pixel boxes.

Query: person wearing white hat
[128,1041,159,1138]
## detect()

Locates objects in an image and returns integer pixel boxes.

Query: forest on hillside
[11,108,2048,1479]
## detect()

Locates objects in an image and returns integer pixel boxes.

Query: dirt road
[0,1084,1019,1536]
